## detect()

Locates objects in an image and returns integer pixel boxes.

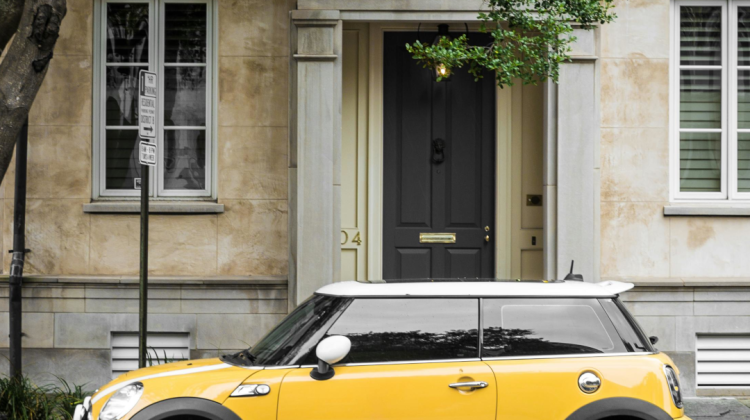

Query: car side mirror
[310,335,351,381]
[649,336,659,345]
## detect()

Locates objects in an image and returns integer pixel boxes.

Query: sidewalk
[685,399,750,420]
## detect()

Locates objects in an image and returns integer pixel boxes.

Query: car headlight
[663,365,684,409]
[99,382,144,420]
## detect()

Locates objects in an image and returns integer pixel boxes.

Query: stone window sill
[663,204,750,217]
[83,201,224,214]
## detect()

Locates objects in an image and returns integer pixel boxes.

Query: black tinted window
[600,299,652,352]
[323,298,479,363]
[482,298,627,357]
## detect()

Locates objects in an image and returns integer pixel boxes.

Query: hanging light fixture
[432,24,451,80]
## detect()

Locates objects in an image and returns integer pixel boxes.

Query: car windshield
[246,294,351,366]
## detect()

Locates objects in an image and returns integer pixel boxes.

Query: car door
[481,298,642,419]
[277,298,496,420]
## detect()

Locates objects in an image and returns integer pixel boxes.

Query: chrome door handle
[449,381,488,390]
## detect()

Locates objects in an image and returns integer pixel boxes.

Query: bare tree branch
[0,0,66,184]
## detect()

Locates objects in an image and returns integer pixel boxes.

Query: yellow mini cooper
[75,279,689,420]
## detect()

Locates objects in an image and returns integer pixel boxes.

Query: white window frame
[671,0,729,201]
[92,0,218,200]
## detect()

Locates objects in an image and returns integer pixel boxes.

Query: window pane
[324,299,479,363]
[681,70,721,129]
[164,3,207,63]
[164,130,206,190]
[482,299,624,357]
[106,66,146,126]
[106,129,142,190]
[680,6,721,66]
[739,7,750,66]
[164,67,206,127]
[106,3,149,64]
[680,132,722,192]
[599,299,651,353]
[740,70,750,129]
[739,133,750,192]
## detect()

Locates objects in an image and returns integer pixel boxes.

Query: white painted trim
[671,0,750,202]
[365,22,514,280]
[157,0,212,198]
[366,23,384,281]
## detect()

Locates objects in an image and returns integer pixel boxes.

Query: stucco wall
[599,0,673,281]
[0,0,293,279]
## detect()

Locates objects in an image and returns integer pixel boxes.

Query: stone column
[545,28,601,282]
[289,10,343,309]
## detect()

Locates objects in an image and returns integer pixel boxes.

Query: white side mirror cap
[316,335,351,365]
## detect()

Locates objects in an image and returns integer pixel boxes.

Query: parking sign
[138,70,157,139]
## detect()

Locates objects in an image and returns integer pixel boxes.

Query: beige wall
[0,0,293,278]
[600,0,750,281]
[598,0,673,280]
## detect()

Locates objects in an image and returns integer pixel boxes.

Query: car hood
[91,358,258,406]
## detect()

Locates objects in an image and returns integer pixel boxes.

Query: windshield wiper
[221,349,256,367]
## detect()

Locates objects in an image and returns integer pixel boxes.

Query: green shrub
[0,376,91,420]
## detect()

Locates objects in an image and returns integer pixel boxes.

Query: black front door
[382,31,496,280]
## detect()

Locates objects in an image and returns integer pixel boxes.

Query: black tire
[130,398,241,420]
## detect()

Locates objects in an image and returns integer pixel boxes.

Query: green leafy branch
[405,0,616,85]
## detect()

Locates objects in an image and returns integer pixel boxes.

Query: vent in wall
[111,332,190,379]
[696,335,750,388]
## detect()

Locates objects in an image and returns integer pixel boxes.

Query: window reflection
[324,299,479,363]
[165,3,206,63]
[164,67,206,126]
[106,130,143,190]
[106,3,149,64]
[164,130,205,190]
[483,299,624,357]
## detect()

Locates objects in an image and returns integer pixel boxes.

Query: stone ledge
[83,201,224,214]
[603,277,750,287]
[664,204,750,217]
[0,275,287,286]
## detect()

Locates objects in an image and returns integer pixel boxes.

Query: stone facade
[0,278,286,387]
[0,0,294,387]
[1,0,749,398]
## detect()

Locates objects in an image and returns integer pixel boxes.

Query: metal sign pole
[9,119,29,379]
[137,70,157,369]
[138,155,149,369]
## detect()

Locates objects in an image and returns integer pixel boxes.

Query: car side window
[482,298,628,357]
[322,298,479,364]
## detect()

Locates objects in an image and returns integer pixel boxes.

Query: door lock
[484,226,490,232]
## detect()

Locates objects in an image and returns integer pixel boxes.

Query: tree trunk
[0,0,66,184]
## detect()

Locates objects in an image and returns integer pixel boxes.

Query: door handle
[449,381,488,390]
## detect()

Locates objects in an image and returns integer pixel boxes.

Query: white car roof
[315,279,634,298]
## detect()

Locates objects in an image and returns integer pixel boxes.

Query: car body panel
[223,368,295,420]
[277,361,496,420]
[89,358,258,420]
[486,353,685,420]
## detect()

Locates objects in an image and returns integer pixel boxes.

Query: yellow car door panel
[278,362,496,420]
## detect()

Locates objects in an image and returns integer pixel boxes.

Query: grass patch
[0,376,91,420]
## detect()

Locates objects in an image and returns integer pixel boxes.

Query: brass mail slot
[419,232,456,244]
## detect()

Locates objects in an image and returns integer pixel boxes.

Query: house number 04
[341,230,363,246]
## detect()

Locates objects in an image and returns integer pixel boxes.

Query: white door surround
[290,5,601,307]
